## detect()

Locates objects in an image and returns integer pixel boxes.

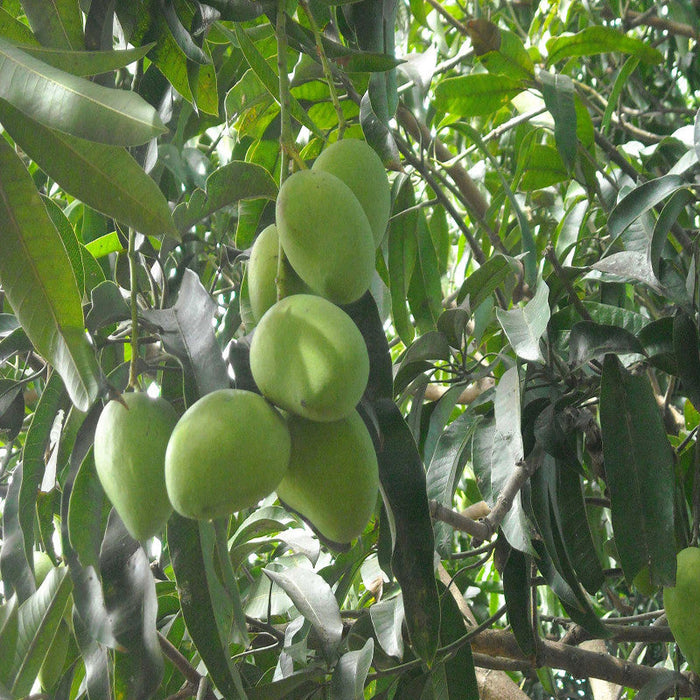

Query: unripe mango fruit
[248,223,311,322]
[165,389,291,520]
[664,546,700,674]
[276,169,375,304]
[276,411,379,544]
[249,294,369,422]
[312,139,391,246]
[94,392,177,541]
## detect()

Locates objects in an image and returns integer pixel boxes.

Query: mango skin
[94,392,178,541]
[664,546,700,674]
[313,139,391,246]
[249,295,369,422]
[165,389,291,520]
[276,411,379,544]
[248,223,311,322]
[276,169,375,304]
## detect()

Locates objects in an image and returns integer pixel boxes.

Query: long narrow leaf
[0,99,177,238]
[0,136,102,410]
[0,36,165,145]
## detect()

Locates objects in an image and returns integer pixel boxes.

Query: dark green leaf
[373,398,440,664]
[539,71,577,170]
[502,548,537,657]
[569,321,645,367]
[141,269,230,406]
[600,355,676,585]
[20,0,84,49]
[457,254,516,308]
[674,310,700,410]
[168,515,246,699]
[0,596,19,688]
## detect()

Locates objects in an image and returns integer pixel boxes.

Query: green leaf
[373,398,441,664]
[230,22,323,139]
[0,99,177,239]
[174,160,277,232]
[20,0,84,49]
[608,174,686,242]
[674,310,700,410]
[602,57,640,134]
[168,515,247,699]
[0,7,38,44]
[19,374,69,567]
[476,27,534,81]
[457,254,516,308]
[0,596,19,688]
[599,355,676,586]
[330,638,374,700]
[473,367,534,554]
[140,270,229,406]
[434,74,523,117]
[0,36,166,145]
[519,144,568,191]
[546,26,663,66]
[12,43,153,76]
[539,71,577,170]
[568,321,645,367]
[0,137,102,410]
[369,596,404,659]
[496,281,551,363]
[12,566,73,697]
[427,411,480,555]
[502,549,537,656]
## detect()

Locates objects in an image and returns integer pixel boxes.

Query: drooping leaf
[0,595,19,688]
[502,548,537,657]
[472,23,534,80]
[373,398,441,664]
[330,638,374,700]
[168,515,246,699]
[369,595,405,660]
[0,136,103,411]
[472,367,534,554]
[141,269,229,406]
[11,566,73,697]
[673,310,700,410]
[599,355,676,585]
[0,99,177,239]
[496,281,551,363]
[457,254,516,308]
[265,567,343,657]
[539,71,577,170]
[99,514,163,700]
[0,36,166,145]
[519,144,568,190]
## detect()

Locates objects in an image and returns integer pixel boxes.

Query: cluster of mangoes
[94,139,391,546]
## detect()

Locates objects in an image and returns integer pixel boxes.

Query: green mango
[249,294,369,422]
[94,392,177,541]
[276,411,379,544]
[664,546,700,673]
[165,389,291,520]
[247,223,311,322]
[276,169,375,304]
[313,138,391,246]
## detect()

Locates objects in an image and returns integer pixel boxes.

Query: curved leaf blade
[0,99,177,238]
[0,137,102,410]
[0,36,166,145]
[330,638,374,700]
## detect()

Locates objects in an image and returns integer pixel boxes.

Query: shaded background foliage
[1,0,700,698]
